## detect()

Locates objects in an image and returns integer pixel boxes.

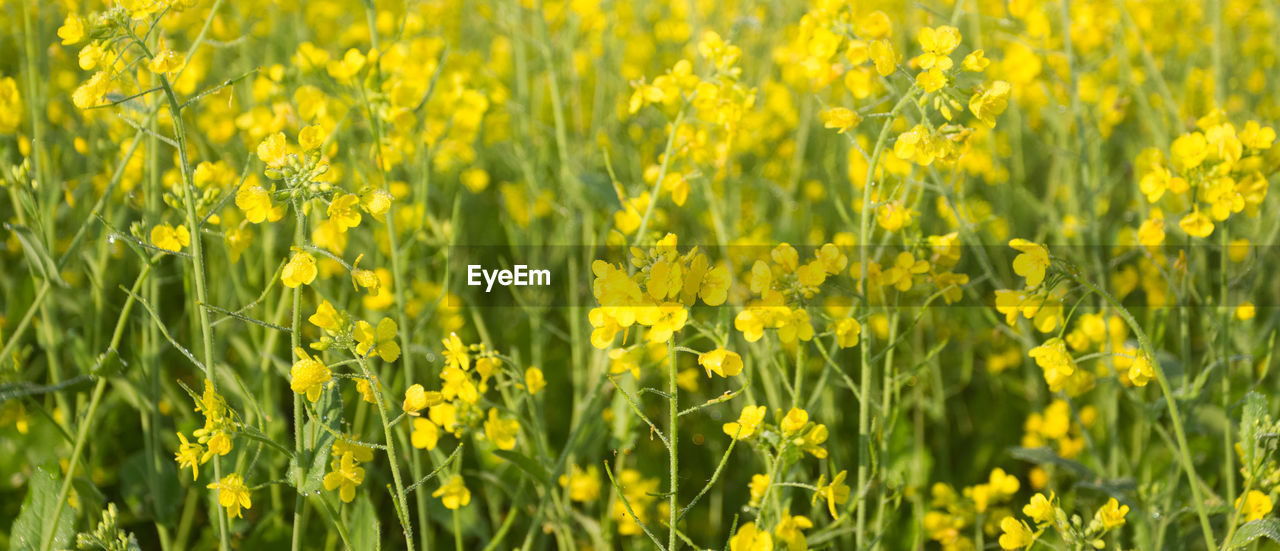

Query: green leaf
[1230,519,1280,547]
[10,467,73,551]
[348,494,380,551]
[492,449,550,487]
[1240,392,1268,476]
[289,388,342,495]
[5,223,67,287]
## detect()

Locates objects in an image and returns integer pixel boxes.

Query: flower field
[3,0,1280,550]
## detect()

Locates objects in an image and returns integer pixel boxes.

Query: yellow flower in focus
[282,250,318,288]
[309,300,342,332]
[354,318,400,362]
[814,470,850,518]
[1023,492,1055,524]
[403,384,441,414]
[290,348,331,402]
[150,223,190,252]
[322,452,365,503]
[433,475,471,509]
[442,333,469,370]
[58,15,87,45]
[780,407,808,436]
[256,132,288,169]
[1236,490,1273,522]
[207,474,252,519]
[235,183,284,224]
[916,69,947,93]
[698,348,744,378]
[916,26,961,70]
[299,125,326,151]
[1009,238,1050,287]
[833,317,862,348]
[998,517,1034,550]
[1096,498,1128,529]
[773,514,813,551]
[723,405,767,439]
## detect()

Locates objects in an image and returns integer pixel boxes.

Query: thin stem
[667,339,680,551]
[1066,271,1217,550]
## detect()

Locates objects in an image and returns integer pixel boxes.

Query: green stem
[667,339,680,551]
[159,72,230,551]
[854,86,919,546]
[632,102,688,247]
[291,204,307,551]
[1067,272,1217,550]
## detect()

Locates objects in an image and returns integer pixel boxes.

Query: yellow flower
[207,474,252,519]
[558,465,601,502]
[998,517,1034,550]
[322,452,365,503]
[360,187,393,217]
[290,348,331,402]
[524,367,546,395]
[0,77,21,133]
[355,318,400,362]
[442,333,469,370]
[970,81,1011,128]
[1096,497,1128,529]
[235,183,284,224]
[433,475,471,509]
[820,107,862,133]
[749,474,770,507]
[1009,238,1050,287]
[1127,353,1155,387]
[1237,302,1257,321]
[780,407,808,436]
[150,223,190,252]
[1240,121,1276,150]
[309,300,342,332]
[327,48,367,80]
[723,405,767,439]
[916,26,961,70]
[326,193,362,232]
[72,71,110,110]
[1179,209,1214,238]
[147,50,184,74]
[299,124,326,151]
[1236,490,1273,522]
[1171,132,1209,171]
[1137,217,1165,247]
[411,417,439,450]
[636,302,688,343]
[282,250,318,288]
[174,433,203,481]
[815,470,850,518]
[869,40,896,76]
[58,14,86,45]
[698,348,744,378]
[916,69,947,93]
[773,514,812,551]
[461,168,490,193]
[402,383,442,414]
[962,49,990,72]
[729,522,773,551]
[256,132,288,169]
[1024,492,1055,524]
[484,408,519,450]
